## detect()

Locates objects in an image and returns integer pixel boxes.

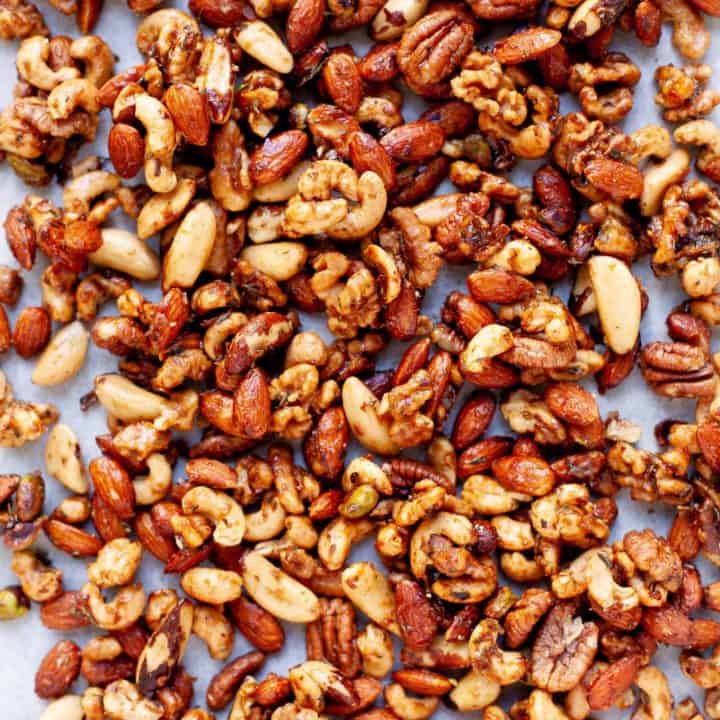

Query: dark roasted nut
[229,596,285,652]
[206,650,266,710]
[395,578,439,650]
[34,640,81,699]
[12,306,50,358]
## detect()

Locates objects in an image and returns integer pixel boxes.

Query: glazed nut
[181,485,245,546]
[87,539,143,588]
[89,229,161,280]
[181,567,243,604]
[234,21,293,74]
[460,325,514,374]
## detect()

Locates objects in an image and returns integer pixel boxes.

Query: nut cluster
[0,0,719,716]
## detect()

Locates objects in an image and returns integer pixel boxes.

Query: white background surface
[0,4,719,717]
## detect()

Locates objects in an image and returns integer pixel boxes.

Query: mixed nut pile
[1,0,720,715]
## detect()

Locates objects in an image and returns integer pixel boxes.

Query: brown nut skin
[358,42,399,82]
[164,84,210,146]
[380,122,445,163]
[13,306,51,358]
[89,456,136,521]
[206,650,266,710]
[303,406,349,480]
[451,392,496,450]
[45,519,104,557]
[108,123,145,178]
[189,0,246,26]
[34,640,82,699]
[395,579,439,650]
[467,269,535,304]
[587,654,643,711]
[322,52,363,114]
[233,368,271,440]
[634,0,662,45]
[287,0,326,54]
[392,669,452,696]
[254,674,293,707]
[4,206,36,270]
[0,306,10,354]
[249,131,309,186]
[348,131,397,191]
[229,596,285,652]
[492,456,556,496]
[458,436,513,478]
[40,591,92,631]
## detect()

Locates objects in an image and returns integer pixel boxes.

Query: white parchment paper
[0,5,719,717]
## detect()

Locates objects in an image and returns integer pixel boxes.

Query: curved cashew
[675,119,720,181]
[330,171,387,240]
[245,493,287,542]
[629,125,673,165]
[632,667,671,720]
[341,561,400,634]
[362,243,402,302]
[586,553,639,618]
[47,78,100,121]
[134,93,178,193]
[82,582,146,630]
[136,9,199,56]
[70,36,114,87]
[16,37,80,91]
[317,517,374,570]
[385,684,439,720]
[133,453,172,505]
[193,604,234,661]
[528,690,572,720]
[181,485,245,546]
[289,661,356,712]
[342,457,393,495]
[234,21,293,75]
[468,619,527,685]
[11,550,63,602]
[241,551,321,622]
[87,539,143,589]
[640,149,691,216]
[654,0,709,60]
[63,170,120,217]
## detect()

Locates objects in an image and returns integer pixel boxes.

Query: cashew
[254,161,311,202]
[285,332,328,368]
[586,552,639,617]
[181,567,243,604]
[163,201,217,290]
[410,512,476,578]
[234,21,293,74]
[137,178,196,240]
[362,244,402,303]
[181,485,245,546]
[70,36,114,88]
[32,321,88,386]
[45,423,88,494]
[385,683,439,720]
[40,696,84,720]
[134,93,178,193]
[587,255,641,354]
[675,120,720,181]
[240,242,308,282]
[318,517,374,570]
[641,149,691,216]
[16,36,80,91]
[289,661,356,712]
[103,680,163,720]
[87,539,143,588]
[64,170,120,219]
[632,667,672,720]
[48,79,100,121]
[89,229,161,280]
[133,453,172,505]
[449,670,501,712]
[654,0,709,60]
[83,582,146,630]
[11,550,62,602]
[629,126,673,165]
[241,551,321,622]
[245,493,287,541]
[342,377,400,456]
[342,457,393,495]
[412,194,463,226]
[357,623,395,678]
[136,9,199,55]
[193,604,234,661]
[469,619,527,685]
[341,561,400,635]
[248,205,287,245]
[528,690,572,720]
[330,171,387,240]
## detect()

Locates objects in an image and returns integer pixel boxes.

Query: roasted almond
[303,406,348,480]
[108,123,145,179]
[451,392,496,450]
[254,674,292,707]
[40,592,91,631]
[35,640,81,699]
[348,131,397,190]
[135,511,175,562]
[380,122,445,163]
[89,456,136,521]
[4,205,36,270]
[392,668,453,696]
[249,130,309,186]
[493,27,562,64]
[164,83,210,146]
[233,368,271,440]
[229,596,285,653]
[286,0,325,54]
[189,0,246,25]
[186,458,239,490]
[395,579,438,650]
[45,519,104,557]
[13,306,51,358]
[458,437,513,478]
[584,158,643,201]
[322,52,363,114]
[467,268,535,304]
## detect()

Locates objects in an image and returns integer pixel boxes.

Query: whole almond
[249,130,309,186]
[308,489,344,521]
[164,83,210,146]
[493,27,562,64]
[13,306,51,358]
[229,596,285,652]
[457,436,513,478]
[4,205,36,270]
[108,123,145,179]
[135,511,175,562]
[451,392,496,450]
[189,0,246,25]
[35,640,81,698]
[358,42,399,82]
[40,592,92,631]
[186,458,239,490]
[322,52,363,113]
[587,654,643,711]
[233,368,271,440]
[380,122,445,163]
[92,492,129,543]
[286,0,325,53]
[467,268,535,304]
[395,579,438,650]
[348,131,397,190]
[584,158,643,200]
[81,655,136,686]
[89,456,136,520]
[492,455,556,496]
[0,305,10,354]
[303,406,349,480]
[254,674,292,707]
[392,669,453,696]
[45,519,104,557]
